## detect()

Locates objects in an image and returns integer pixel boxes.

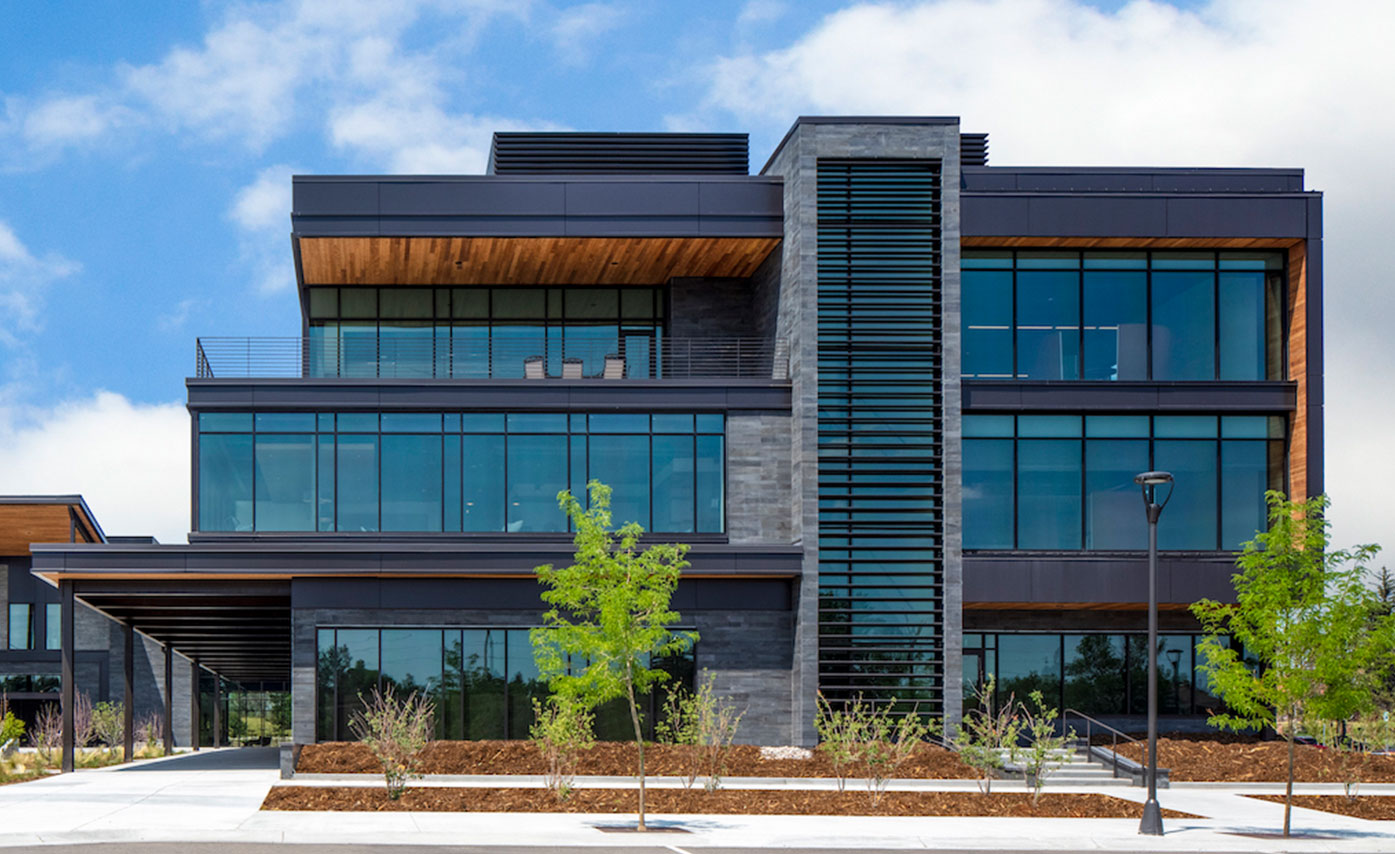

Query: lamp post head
[1134,471,1174,487]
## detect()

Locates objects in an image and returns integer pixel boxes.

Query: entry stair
[995,709,1167,788]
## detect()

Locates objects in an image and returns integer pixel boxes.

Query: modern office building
[29,117,1321,753]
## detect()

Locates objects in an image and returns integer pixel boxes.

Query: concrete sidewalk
[0,747,1391,851]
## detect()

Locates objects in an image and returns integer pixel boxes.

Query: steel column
[60,580,75,773]
[190,658,200,752]
[163,644,173,755]
[212,676,222,748]
[122,622,134,760]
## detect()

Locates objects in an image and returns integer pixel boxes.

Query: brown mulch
[296,740,976,779]
[1249,794,1395,821]
[1108,737,1395,783]
[263,785,1197,818]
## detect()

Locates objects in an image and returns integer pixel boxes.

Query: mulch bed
[1108,736,1395,783]
[296,740,976,779]
[264,785,1197,818]
[1248,794,1395,821]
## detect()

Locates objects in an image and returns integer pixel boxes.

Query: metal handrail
[1062,708,1140,780]
[193,336,790,381]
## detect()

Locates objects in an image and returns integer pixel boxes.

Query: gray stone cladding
[761,119,965,741]
[292,606,793,745]
[669,277,760,340]
[726,414,792,545]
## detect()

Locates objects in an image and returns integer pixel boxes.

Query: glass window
[1083,270,1147,380]
[45,603,61,650]
[695,414,725,434]
[506,631,548,740]
[997,635,1061,707]
[652,414,693,433]
[379,288,432,319]
[1151,271,1215,379]
[308,288,337,319]
[962,269,1013,377]
[1218,271,1265,380]
[316,629,337,741]
[381,629,442,701]
[564,288,618,319]
[963,414,1014,438]
[255,413,315,432]
[507,413,568,433]
[1018,415,1081,438]
[507,435,568,532]
[333,629,379,744]
[254,434,315,531]
[337,434,379,532]
[695,434,725,533]
[381,413,442,433]
[1158,635,1193,715]
[200,412,252,432]
[1085,415,1149,438]
[1064,634,1125,714]
[337,413,378,433]
[317,435,335,532]
[381,435,443,532]
[199,433,253,532]
[1017,440,1082,549]
[1221,440,1268,549]
[462,434,505,532]
[1155,440,1218,550]
[1015,270,1079,380]
[1154,415,1216,438]
[1084,439,1149,550]
[339,289,377,318]
[461,629,506,739]
[963,439,1013,549]
[8,604,32,650]
[589,434,650,529]
[652,435,695,534]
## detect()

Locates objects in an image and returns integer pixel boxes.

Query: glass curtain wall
[197,411,725,534]
[963,414,1285,550]
[307,287,665,379]
[966,632,1232,718]
[962,251,1285,381]
[316,626,695,742]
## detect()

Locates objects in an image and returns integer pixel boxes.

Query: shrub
[31,704,61,765]
[92,701,124,753]
[814,692,861,792]
[956,676,1023,794]
[1018,690,1073,804]
[1,711,23,748]
[854,700,933,806]
[349,685,435,800]
[530,696,595,801]
[657,675,744,791]
[138,710,163,751]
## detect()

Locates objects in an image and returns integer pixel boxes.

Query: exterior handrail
[193,336,790,382]
[1063,707,1140,781]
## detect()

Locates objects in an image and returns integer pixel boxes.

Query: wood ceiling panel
[298,236,781,286]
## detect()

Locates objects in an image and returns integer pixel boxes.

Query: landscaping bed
[263,786,1197,817]
[1248,794,1395,821]
[297,740,976,778]
[1106,736,1395,783]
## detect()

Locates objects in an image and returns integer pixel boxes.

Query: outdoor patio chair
[562,357,584,379]
[603,353,625,379]
[523,355,545,379]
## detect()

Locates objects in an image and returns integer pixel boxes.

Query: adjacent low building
[28,117,1321,756]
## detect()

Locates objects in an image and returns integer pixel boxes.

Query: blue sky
[1,0,1391,550]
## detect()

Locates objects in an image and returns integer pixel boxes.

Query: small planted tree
[532,480,696,832]
[814,692,861,792]
[530,695,595,801]
[31,704,61,765]
[853,700,932,807]
[955,676,1023,794]
[1193,492,1395,837]
[348,685,435,800]
[92,701,124,756]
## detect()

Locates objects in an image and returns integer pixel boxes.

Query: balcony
[195,336,789,381]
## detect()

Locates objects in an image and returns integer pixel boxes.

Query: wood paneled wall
[1287,242,1308,499]
[0,504,98,557]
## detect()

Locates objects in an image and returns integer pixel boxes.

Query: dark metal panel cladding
[489,133,750,175]
[816,158,945,714]
[961,380,1297,412]
[1027,196,1168,236]
[960,133,988,167]
[961,167,1307,195]
[963,553,1239,605]
[1164,197,1308,238]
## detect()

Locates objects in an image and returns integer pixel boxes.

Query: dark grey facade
[29,117,1322,750]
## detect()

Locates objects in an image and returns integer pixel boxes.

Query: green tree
[531,480,696,832]
[1192,492,1395,837]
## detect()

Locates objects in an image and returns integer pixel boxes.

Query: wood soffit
[0,504,99,557]
[297,236,781,286]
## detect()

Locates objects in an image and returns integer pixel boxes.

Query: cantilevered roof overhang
[290,175,784,292]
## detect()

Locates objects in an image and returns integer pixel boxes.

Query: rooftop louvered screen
[961,133,989,167]
[488,133,750,175]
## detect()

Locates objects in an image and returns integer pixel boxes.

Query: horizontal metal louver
[488,133,749,175]
[816,159,945,716]
[961,133,989,167]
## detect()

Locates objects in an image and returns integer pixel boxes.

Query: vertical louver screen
[816,159,944,715]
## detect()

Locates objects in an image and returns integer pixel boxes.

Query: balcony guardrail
[195,336,790,381]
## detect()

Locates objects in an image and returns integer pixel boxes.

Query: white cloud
[22,96,128,146]
[229,164,299,294]
[0,221,80,346]
[329,101,558,172]
[692,0,1395,555]
[550,2,627,66]
[156,297,203,332]
[0,392,189,544]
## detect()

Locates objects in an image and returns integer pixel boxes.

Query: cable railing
[195,336,790,381]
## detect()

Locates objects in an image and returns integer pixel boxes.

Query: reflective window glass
[1151,271,1215,379]
[652,435,695,533]
[1064,634,1125,714]
[589,434,650,529]
[462,434,505,532]
[1221,440,1268,549]
[507,435,568,532]
[461,629,506,739]
[255,413,314,432]
[695,435,725,532]
[997,635,1061,706]
[507,631,548,740]
[381,629,442,699]
[1218,271,1265,380]
[8,604,31,650]
[381,435,442,532]
[1085,439,1149,549]
[333,629,379,744]
[1017,439,1082,549]
[1083,270,1147,380]
[963,415,1014,438]
[1015,270,1079,380]
[254,434,315,531]
[45,603,61,650]
[200,413,252,432]
[1154,440,1218,549]
[337,434,379,532]
[962,269,1013,377]
[963,439,1013,549]
[199,433,253,532]
[381,413,442,433]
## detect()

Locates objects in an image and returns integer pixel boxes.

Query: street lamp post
[1134,470,1173,836]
